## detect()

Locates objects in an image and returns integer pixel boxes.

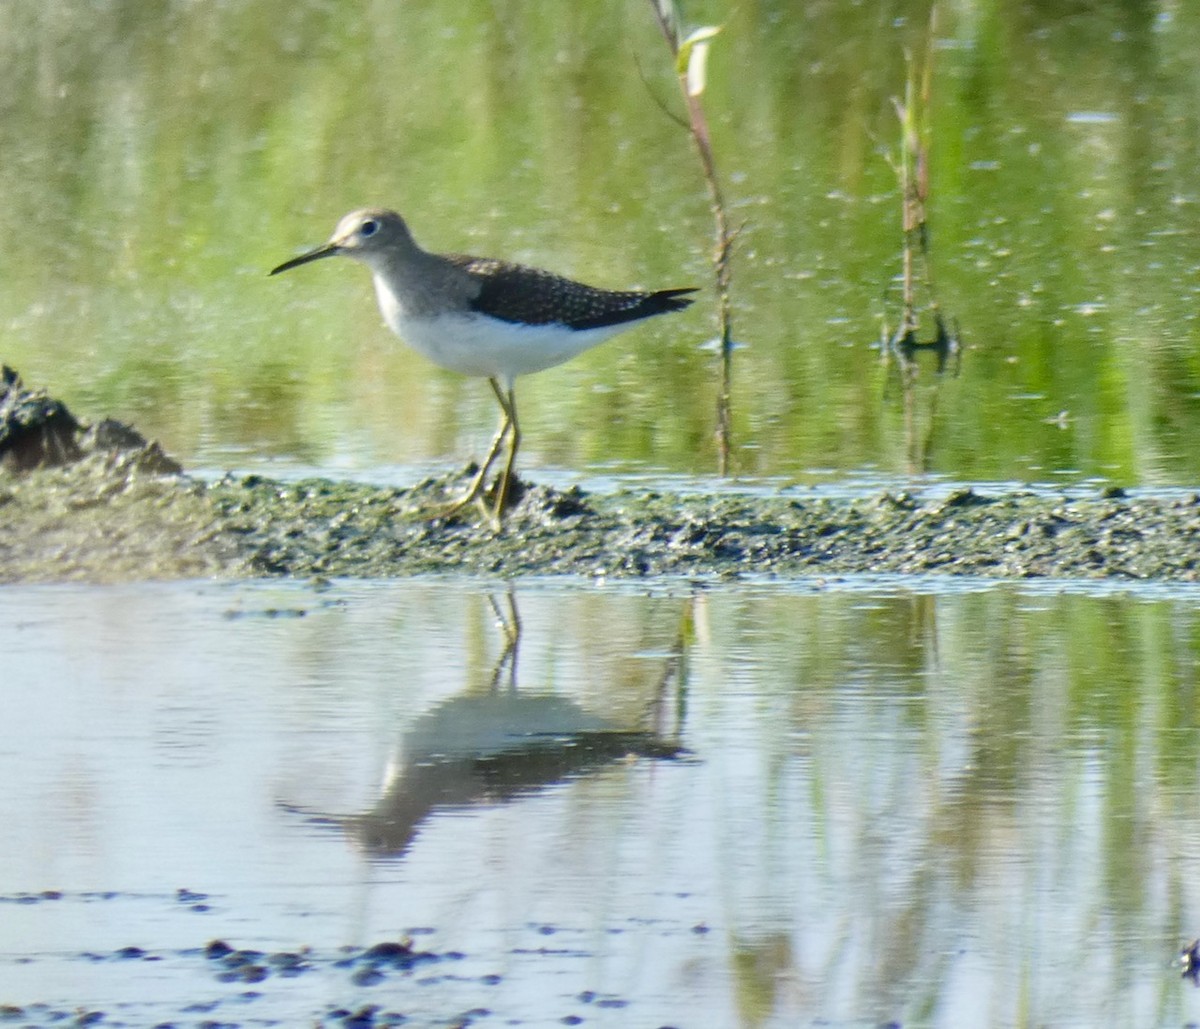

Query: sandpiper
[270,209,695,526]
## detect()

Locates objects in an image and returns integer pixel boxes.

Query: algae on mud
[2,370,1199,584]
[194,475,1200,581]
[5,458,1200,584]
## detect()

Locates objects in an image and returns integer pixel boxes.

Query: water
[3,5,1200,1025]
[3,578,1200,1026]
[2,2,1200,486]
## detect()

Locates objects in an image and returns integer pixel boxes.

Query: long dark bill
[269,242,340,276]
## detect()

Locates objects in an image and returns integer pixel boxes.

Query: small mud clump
[0,365,179,475]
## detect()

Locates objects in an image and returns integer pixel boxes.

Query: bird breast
[371,272,628,381]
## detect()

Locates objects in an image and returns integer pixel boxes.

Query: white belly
[373,274,631,383]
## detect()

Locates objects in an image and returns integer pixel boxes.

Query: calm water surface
[2,2,1200,486]
[3,577,1200,1027]
[5,6,1200,1026]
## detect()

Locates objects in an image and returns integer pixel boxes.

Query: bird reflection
[298,592,689,861]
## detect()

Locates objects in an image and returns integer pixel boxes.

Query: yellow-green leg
[437,377,515,525]
[489,382,520,527]
[444,376,513,518]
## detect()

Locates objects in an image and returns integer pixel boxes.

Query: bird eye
[360,219,379,238]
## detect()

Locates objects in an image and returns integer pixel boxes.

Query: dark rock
[352,966,386,987]
[0,366,81,470]
[203,940,234,959]
[363,941,415,963]
[0,368,181,476]
[1182,938,1200,983]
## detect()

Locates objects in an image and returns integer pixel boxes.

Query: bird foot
[427,474,525,530]
[427,491,485,523]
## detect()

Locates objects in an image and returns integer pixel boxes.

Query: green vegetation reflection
[1,2,1199,484]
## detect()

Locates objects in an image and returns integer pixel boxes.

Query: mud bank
[5,448,1200,585]
[2,370,1199,584]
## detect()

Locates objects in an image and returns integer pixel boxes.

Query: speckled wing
[446,254,697,330]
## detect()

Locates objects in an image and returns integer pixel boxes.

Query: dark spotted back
[446,254,696,330]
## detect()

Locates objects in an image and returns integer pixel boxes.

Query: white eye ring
[360,219,379,238]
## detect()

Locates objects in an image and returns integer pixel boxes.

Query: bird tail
[650,287,699,313]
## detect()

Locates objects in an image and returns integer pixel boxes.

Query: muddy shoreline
[2,371,1199,584]
[4,444,1200,586]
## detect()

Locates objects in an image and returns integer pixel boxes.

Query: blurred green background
[2,0,1199,486]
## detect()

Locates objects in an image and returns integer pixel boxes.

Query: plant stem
[649,0,736,475]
